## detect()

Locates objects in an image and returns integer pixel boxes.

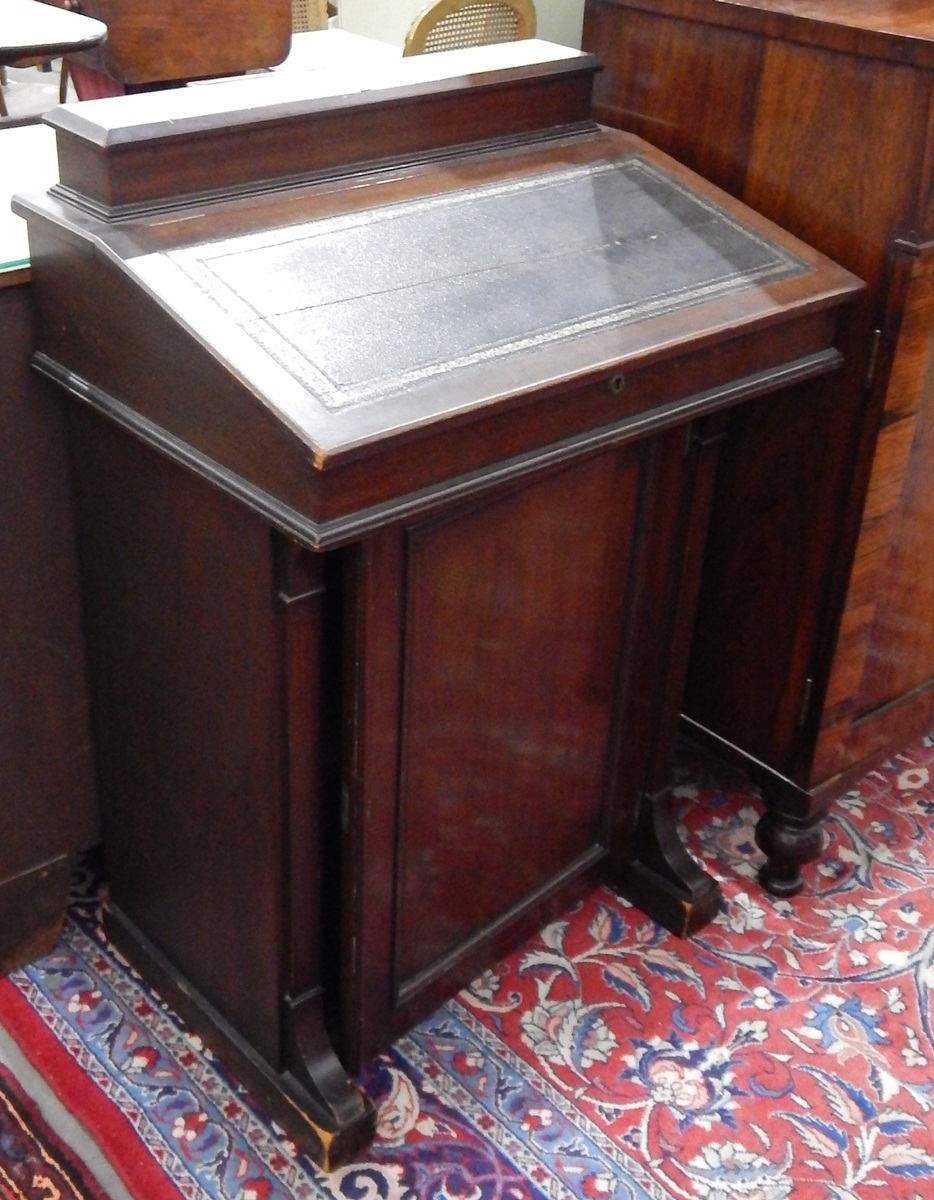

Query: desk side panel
[0,282,97,974]
[68,410,287,1062]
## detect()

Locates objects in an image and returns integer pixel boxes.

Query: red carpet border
[2,733,934,1199]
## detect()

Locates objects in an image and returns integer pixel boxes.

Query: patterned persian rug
[2,733,934,1200]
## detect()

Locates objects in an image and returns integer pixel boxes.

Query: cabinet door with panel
[339,429,711,1068]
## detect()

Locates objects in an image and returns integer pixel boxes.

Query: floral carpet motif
[2,733,934,1200]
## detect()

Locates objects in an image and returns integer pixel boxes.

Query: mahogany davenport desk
[16,46,858,1166]
[584,0,934,894]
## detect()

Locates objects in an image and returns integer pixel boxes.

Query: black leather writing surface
[163,155,806,412]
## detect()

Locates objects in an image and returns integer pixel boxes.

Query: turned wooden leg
[755,809,824,897]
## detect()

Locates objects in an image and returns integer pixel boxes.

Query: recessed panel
[395,446,642,990]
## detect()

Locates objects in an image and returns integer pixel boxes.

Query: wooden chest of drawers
[585,0,934,892]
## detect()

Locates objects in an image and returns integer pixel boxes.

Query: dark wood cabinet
[583,0,934,892]
[0,272,97,975]
[16,47,858,1165]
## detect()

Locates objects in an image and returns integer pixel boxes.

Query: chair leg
[59,59,70,103]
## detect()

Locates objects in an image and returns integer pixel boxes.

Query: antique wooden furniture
[16,44,858,1164]
[583,0,934,895]
[403,0,537,54]
[0,123,98,975]
[46,0,291,95]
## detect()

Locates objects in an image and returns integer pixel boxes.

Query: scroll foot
[283,990,377,1169]
[103,905,375,1170]
[617,788,721,937]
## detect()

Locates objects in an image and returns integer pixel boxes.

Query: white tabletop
[271,28,401,73]
[337,0,585,51]
[1,0,107,65]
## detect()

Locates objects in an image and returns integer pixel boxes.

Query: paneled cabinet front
[69,405,710,1155]
[338,432,692,1068]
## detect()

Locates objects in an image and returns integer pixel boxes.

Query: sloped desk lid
[125,154,811,439]
[16,64,861,544]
